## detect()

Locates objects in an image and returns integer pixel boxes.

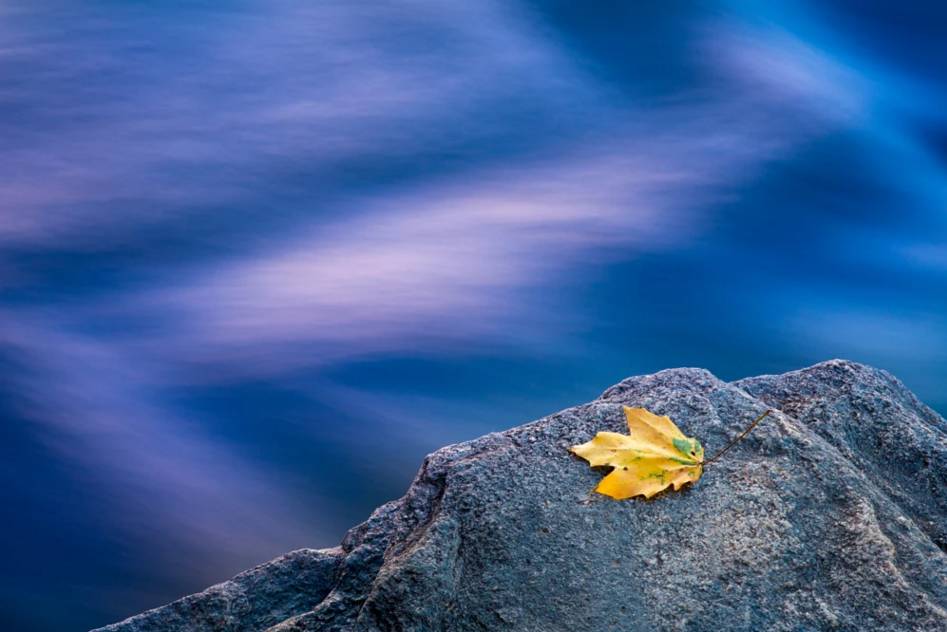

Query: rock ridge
[94,360,947,632]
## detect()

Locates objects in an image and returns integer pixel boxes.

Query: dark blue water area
[1,1,946,629]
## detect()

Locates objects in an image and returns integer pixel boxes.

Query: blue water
[1,2,945,629]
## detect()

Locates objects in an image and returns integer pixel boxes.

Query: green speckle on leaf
[672,437,695,456]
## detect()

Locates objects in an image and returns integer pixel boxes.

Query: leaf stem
[702,409,773,467]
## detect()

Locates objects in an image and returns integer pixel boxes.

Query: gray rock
[93,548,344,632]
[93,360,947,632]
[735,360,947,552]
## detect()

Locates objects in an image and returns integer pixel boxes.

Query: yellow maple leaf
[570,406,704,500]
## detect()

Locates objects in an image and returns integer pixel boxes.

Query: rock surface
[93,548,344,632]
[94,360,947,632]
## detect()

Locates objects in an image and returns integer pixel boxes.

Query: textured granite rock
[94,360,947,632]
[93,548,343,632]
